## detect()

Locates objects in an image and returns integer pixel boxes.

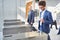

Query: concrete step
[3,24,32,35]
[19,32,48,40]
[3,32,39,40]
[4,21,21,23]
[3,32,48,40]
[4,24,29,28]
[4,19,25,26]
[4,21,25,26]
[4,19,21,22]
[20,36,45,40]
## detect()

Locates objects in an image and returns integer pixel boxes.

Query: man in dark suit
[27,6,37,31]
[38,1,53,40]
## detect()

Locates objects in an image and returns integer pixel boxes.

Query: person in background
[50,11,58,29]
[27,6,37,31]
[50,20,58,29]
[38,1,53,40]
[57,27,60,35]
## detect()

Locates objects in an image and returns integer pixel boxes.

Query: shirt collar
[40,9,46,13]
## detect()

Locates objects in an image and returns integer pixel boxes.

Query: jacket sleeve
[44,12,53,24]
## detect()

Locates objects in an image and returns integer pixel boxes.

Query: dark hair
[38,1,46,7]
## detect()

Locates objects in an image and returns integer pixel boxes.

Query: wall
[3,0,17,20]
[17,0,26,20]
[0,0,3,40]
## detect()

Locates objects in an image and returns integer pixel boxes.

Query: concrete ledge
[4,19,21,22]
[4,22,25,26]
[3,32,39,40]
[3,32,48,40]
[4,24,30,28]
[3,24,31,35]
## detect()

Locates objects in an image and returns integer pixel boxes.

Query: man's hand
[40,19,44,23]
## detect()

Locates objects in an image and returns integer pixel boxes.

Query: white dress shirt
[40,9,46,25]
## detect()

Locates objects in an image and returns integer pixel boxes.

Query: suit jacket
[38,10,53,34]
[27,10,35,24]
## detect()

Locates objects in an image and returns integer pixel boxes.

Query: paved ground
[49,25,60,40]
[3,24,60,40]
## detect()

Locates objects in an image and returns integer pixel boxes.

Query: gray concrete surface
[3,26,31,35]
[49,25,60,40]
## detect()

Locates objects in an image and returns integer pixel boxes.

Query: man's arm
[44,12,53,24]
